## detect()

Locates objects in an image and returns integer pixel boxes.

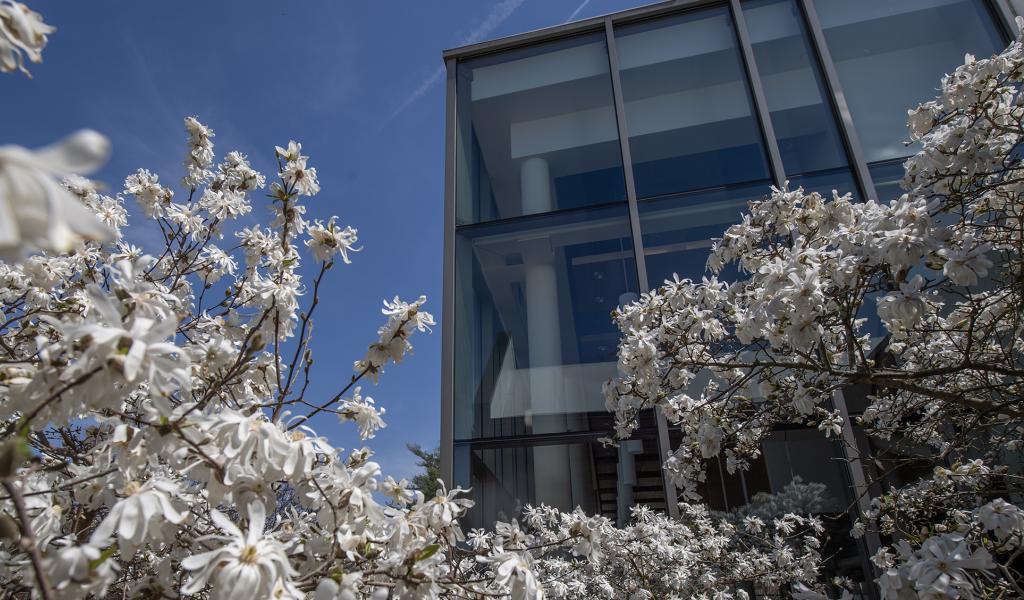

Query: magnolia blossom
[938,240,993,286]
[92,478,187,557]
[338,387,386,439]
[42,284,191,392]
[0,0,52,75]
[479,550,541,600]
[906,535,994,597]
[0,114,835,600]
[277,140,320,197]
[977,499,1024,541]
[307,217,359,263]
[603,17,1024,599]
[181,503,298,600]
[183,116,214,187]
[14,6,1024,597]
[0,129,114,261]
[124,168,173,218]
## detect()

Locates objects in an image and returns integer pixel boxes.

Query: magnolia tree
[0,3,830,599]
[606,19,1024,600]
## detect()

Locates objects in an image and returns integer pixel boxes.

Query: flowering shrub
[606,18,1024,600]
[0,4,831,599]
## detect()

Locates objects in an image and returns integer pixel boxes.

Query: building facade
[440,0,1014,594]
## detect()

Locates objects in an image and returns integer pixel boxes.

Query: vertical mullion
[990,0,1019,35]
[604,18,680,518]
[441,57,457,486]
[731,0,787,188]
[797,0,876,198]
[604,19,648,292]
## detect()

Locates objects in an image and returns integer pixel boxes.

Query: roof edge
[441,0,700,61]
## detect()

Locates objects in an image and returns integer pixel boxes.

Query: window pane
[455,34,626,225]
[457,434,665,529]
[744,0,848,176]
[787,168,858,199]
[639,180,772,288]
[815,0,1005,163]
[615,7,771,199]
[454,205,639,439]
[869,160,905,202]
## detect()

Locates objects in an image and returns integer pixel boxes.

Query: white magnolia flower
[338,387,386,439]
[0,0,53,76]
[939,240,993,286]
[0,129,114,261]
[282,155,320,196]
[44,538,118,597]
[92,477,187,556]
[977,498,1024,540]
[697,420,724,458]
[45,284,191,393]
[876,274,928,331]
[124,168,173,218]
[183,116,215,187]
[181,502,298,600]
[306,217,359,263]
[906,534,994,596]
[478,549,543,600]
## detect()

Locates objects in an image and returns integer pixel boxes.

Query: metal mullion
[604,18,680,518]
[453,197,634,235]
[444,0,720,61]
[730,0,786,188]
[797,0,876,199]
[604,19,648,293]
[990,0,1019,35]
[440,58,457,486]
[456,427,662,450]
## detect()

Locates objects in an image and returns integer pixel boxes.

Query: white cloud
[388,0,527,121]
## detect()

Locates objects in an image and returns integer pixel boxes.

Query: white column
[521,157,552,216]
[521,157,574,510]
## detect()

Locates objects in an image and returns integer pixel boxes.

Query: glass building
[440,0,1013,595]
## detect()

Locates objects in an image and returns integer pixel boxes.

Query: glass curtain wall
[449,0,1011,573]
[614,7,774,287]
[742,0,858,198]
[453,31,661,523]
[812,0,1005,200]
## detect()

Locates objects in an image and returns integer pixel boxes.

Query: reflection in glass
[761,429,852,513]
[457,433,665,529]
[814,0,1004,163]
[744,0,848,177]
[454,205,639,440]
[455,33,626,225]
[639,181,771,288]
[615,7,770,198]
[869,160,905,202]
[787,168,858,200]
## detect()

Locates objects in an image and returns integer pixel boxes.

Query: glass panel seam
[605,17,680,517]
[987,0,1019,38]
[604,18,648,292]
[731,0,787,188]
[454,199,633,233]
[441,57,458,486]
[796,0,876,199]
[453,428,663,448]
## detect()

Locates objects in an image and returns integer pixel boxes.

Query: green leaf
[415,544,440,562]
[88,546,117,570]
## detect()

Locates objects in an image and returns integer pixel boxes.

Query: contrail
[388,0,527,121]
[565,0,592,22]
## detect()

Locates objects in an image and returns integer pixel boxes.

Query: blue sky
[4,0,652,479]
